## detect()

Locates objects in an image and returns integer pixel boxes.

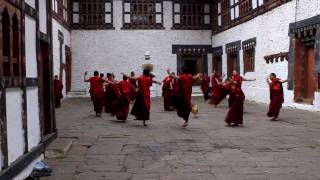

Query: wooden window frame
[72,0,114,30]
[242,38,256,74]
[172,0,211,30]
[230,0,240,21]
[122,0,164,30]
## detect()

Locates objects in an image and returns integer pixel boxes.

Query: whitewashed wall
[27,87,41,151]
[211,0,320,111]
[39,0,47,34]
[25,0,36,8]
[71,1,212,95]
[5,88,24,165]
[52,19,71,97]
[25,16,37,78]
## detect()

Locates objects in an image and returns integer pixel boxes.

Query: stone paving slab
[43,97,320,180]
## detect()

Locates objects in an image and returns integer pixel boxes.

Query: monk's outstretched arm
[84,71,90,82]
[121,73,139,80]
[167,69,180,79]
[152,80,162,85]
[280,79,288,83]
[242,77,256,81]
[193,73,201,80]
[266,77,271,85]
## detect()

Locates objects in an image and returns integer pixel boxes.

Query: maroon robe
[131,75,152,120]
[54,79,63,108]
[171,73,193,122]
[115,80,131,120]
[110,83,121,116]
[200,75,210,100]
[267,78,284,118]
[162,76,173,111]
[230,75,244,107]
[225,83,245,125]
[104,77,113,113]
[89,76,105,114]
[129,79,138,101]
[210,75,228,106]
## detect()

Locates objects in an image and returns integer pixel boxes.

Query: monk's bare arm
[193,73,201,80]
[280,79,288,83]
[121,73,139,80]
[84,71,90,82]
[167,69,180,79]
[242,77,256,81]
[152,80,162,85]
[266,77,271,85]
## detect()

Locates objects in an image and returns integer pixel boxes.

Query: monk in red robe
[210,71,227,107]
[115,76,131,121]
[54,75,63,108]
[104,73,113,113]
[84,71,111,117]
[266,73,287,121]
[129,71,138,102]
[200,73,211,101]
[167,67,201,128]
[124,70,161,126]
[162,75,174,111]
[229,70,256,107]
[225,80,245,126]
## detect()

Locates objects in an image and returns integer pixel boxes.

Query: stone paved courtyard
[43,97,320,180]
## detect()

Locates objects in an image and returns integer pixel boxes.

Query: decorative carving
[264,52,288,64]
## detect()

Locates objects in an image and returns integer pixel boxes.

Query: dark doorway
[212,55,222,76]
[39,41,53,135]
[65,51,72,92]
[227,54,239,77]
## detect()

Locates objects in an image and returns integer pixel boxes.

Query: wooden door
[305,46,315,100]
[65,52,72,92]
[227,54,238,77]
[39,41,52,135]
[213,56,222,75]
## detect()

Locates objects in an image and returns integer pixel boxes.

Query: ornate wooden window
[72,0,113,29]
[230,0,240,21]
[240,0,251,17]
[242,38,256,73]
[226,41,241,77]
[252,0,264,9]
[122,0,163,30]
[53,0,71,26]
[212,46,223,75]
[221,0,230,26]
[172,0,211,30]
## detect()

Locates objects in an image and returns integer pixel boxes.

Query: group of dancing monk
[84,67,287,128]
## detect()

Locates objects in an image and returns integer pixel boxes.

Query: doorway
[212,55,222,76]
[65,50,72,92]
[227,54,239,77]
[39,41,53,135]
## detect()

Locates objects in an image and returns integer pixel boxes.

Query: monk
[129,71,138,102]
[266,73,287,121]
[115,76,131,121]
[84,71,111,117]
[167,67,201,128]
[229,70,256,107]
[210,71,226,107]
[54,75,63,108]
[123,70,161,126]
[162,75,174,111]
[200,73,211,101]
[104,73,113,113]
[225,80,245,127]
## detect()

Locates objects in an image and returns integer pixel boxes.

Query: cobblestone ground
[43,97,320,180]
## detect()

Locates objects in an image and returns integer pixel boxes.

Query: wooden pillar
[9,14,13,77]
[288,33,296,90]
[315,28,320,91]
[0,11,3,76]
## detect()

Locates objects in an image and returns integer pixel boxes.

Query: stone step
[45,138,73,158]
[67,90,88,97]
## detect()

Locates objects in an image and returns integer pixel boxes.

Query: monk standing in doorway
[54,75,63,108]
[200,73,211,101]
[266,73,287,121]
[123,70,161,126]
[84,71,111,117]
[167,67,201,128]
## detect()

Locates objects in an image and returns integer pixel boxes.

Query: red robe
[162,76,173,111]
[89,76,105,114]
[131,75,152,120]
[210,75,227,105]
[200,75,210,100]
[115,80,131,120]
[104,77,113,113]
[54,79,63,108]
[110,83,121,116]
[225,83,245,125]
[267,78,284,118]
[129,79,138,101]
[171,73,193,122]
[230,75,244,107]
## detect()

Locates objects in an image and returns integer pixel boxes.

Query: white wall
[52,19,71,97]
[27,87,41,151]
[211,0,320,111]
[71,1,212,94]
[5,88,24,165]
[25,16,38,78]
[39,0,47,34]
